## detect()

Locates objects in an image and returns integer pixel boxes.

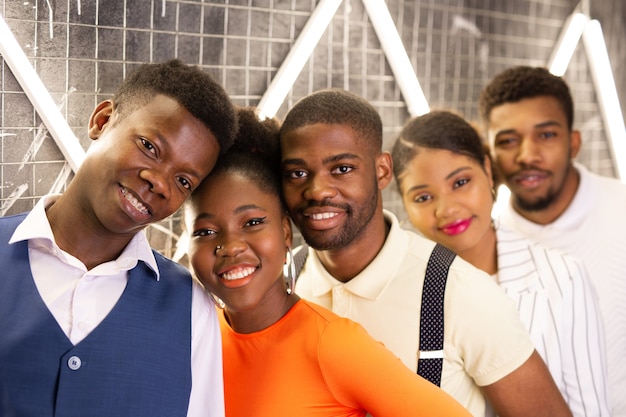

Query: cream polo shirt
[295,210,534,417]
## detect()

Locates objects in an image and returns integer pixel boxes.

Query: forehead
[123,95,220,178]
[488,96,567,129]
[403,148,479,178]
[193,171,278,211]
[280,123,371,162]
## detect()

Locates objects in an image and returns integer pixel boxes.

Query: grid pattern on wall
[1,0,623,255]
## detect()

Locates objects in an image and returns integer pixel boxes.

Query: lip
[439,218,472,236]
[512,170,548,189]
[119,186,152,221]
[216,262,258,289]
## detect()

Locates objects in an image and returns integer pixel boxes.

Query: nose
[515,137,541,166]
[302,174,337,202]
[215,235,248,257]
[139,168,171,199]
[434,194,460,219]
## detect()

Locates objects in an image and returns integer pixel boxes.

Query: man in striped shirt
[480,65,626,417]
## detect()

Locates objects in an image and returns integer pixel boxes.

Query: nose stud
[215,245,223,255]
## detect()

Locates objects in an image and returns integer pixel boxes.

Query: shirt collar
[307,210,409,299]
[10,195,160,280]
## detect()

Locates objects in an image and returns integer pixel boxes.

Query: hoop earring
[208,291,226,309]
[283,247,296,295]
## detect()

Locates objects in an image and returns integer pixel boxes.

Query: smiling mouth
[307,212,339,220]
[121,187,150,215]
[221,266,256,281]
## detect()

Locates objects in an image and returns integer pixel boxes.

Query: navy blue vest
[0,213,193,417]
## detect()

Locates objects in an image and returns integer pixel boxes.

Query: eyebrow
[495,120,563,137]
[234,204,266,215]
[193,204,266,222]
[282,153,361,166]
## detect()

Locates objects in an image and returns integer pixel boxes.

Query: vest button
[67,355,82,370]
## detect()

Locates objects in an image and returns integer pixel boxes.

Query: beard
[512,189,558,212]
[298,179,379,251]
[510,162,576,212]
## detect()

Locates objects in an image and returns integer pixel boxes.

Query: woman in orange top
[185,107,471,417]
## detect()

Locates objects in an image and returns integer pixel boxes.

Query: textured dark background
[1,0,625,258]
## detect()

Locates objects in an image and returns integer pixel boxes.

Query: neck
[225,281,300,334]
[456,224,498,275]
[46,194,133,270]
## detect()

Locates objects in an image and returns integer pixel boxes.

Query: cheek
[493,151,514,168]
[189,244,216,286]
[403,200,432,235]
[282,185,299,208]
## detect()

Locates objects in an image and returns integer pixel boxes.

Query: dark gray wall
[1,0,624,255]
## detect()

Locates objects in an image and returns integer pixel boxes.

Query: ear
[88,100,115,140]
[569,130,582,159]
[376,151,394,190]
[282,213,293,249]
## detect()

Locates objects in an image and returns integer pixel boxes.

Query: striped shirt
[495,222,610,417]
[499,163,626,417]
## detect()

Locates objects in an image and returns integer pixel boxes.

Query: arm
[482,350,572,417]
[320,318,472,417]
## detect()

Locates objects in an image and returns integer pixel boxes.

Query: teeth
[122,187,149,215]
[222,266,256,281]
[309,212,338,220]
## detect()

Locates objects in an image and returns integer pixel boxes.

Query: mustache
[509,165,549,176]
[301,199,350,212]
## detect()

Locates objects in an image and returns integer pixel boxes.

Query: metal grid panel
[1,0,623,255]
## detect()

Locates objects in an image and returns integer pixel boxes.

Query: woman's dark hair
[193,106,284,208]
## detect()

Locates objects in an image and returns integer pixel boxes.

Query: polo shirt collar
[307,210,409,300]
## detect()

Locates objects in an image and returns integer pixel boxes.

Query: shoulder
[0,212,28,232]
[579,164,626,196]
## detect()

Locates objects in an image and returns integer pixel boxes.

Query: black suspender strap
[417,243,456,386]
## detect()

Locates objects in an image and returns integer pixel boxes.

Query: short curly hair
[112,59,237,155]
[478,66,574,131]
[280,89,383,152]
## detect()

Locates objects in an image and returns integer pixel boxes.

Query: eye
[285,170,307,180]
[192,228,216,238]
[495,137,517,148]
[140,137,157,155]
[331,165,353,175]
[453,178,470,188]
[178,177,192,191]
[539,131,557,139]
[413,193,432,203]
[245,216,267,227]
